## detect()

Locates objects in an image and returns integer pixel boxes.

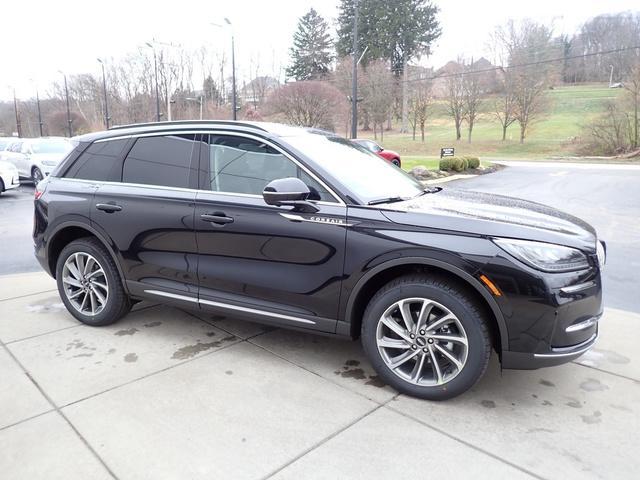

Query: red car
[351,139,401,167]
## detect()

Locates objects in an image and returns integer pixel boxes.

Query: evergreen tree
[286,9,334,80]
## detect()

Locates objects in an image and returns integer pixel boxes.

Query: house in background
[239,76,280,108]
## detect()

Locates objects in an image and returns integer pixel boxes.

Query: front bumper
[502,330,598,369]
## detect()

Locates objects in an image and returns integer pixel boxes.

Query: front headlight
[493,238,590,273]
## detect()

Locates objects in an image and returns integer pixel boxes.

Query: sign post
[440,147,455,159]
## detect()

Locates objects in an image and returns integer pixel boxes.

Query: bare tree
[267,81,345,130]
[493,70,518,141]
[495,20,556,143]
[408,79,432,141]
[362,61,395,141]
[444,62,465,141]
[462,64,483,143]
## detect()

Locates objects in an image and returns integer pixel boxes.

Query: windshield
[31,139,73,154]
[286,133,423,204]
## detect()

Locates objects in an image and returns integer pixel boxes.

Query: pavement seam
[245,336,395,405]
[260,397,396,480]
[181,308,273,341]
[59,334,243,409]
[0,289,58,303]
[0,342,119,480]
[386,403,547,480]
[571,360,640,384]
[3,302,164,346]
[0,408,56,433]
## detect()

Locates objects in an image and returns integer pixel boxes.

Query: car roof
[73,121,315,143]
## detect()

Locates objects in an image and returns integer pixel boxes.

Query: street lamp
[185,96,204,120]
[211,19,237,120]
[58,71,73,137]
[145,42,162,122]
[10,87,22,138]
[30,79,44,136]
[97,58,110,129]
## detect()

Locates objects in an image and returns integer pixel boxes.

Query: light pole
[97,58,110,129]
[11,88,22,137]
[145,42,161,122]
[58,71,73,137]
[30,79,44,136]
[186,96,204,120]
[350,0,359,139]
[211,19,237,120]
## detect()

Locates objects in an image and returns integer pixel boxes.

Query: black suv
[33,121,605,400]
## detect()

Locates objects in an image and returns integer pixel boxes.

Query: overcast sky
[1,0,638,100]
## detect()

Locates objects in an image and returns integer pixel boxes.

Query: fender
[343,256,509,352]
[47,220,130,295]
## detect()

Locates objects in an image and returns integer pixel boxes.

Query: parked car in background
[0,137,15,153]
[0,160,19,195]
[2,137,74,184]
[351,138,401,167]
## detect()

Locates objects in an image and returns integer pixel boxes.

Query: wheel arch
[344,257,508,352]
[47,222,129,294]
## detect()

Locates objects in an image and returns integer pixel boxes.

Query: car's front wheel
[56,238,131,326]
[361,274,491,400]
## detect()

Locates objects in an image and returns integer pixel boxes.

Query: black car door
[91,134,201,300]
[194,133,347,332]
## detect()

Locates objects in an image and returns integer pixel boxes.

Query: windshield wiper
[367,196,408,206]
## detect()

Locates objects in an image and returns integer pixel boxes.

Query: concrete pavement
[1,271,638,480]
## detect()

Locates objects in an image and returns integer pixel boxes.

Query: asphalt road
[449,161,640,313]
[1,162,638,312]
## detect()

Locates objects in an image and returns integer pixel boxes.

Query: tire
[391,158,401,167]
[0,178,4,195]
[361,274,491,400]
[56,238,131,326]
[32,167,43,185]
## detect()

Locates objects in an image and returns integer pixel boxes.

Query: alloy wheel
[62,252,109,316]
[376,297,469,386]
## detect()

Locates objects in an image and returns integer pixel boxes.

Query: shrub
[439,158,451,170]
[465,156,480,169]
[450,157,466,172]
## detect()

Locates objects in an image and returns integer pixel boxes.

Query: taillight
[34,185,44,200]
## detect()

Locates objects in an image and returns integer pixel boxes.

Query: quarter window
[207,135,335,202]
[123,134,197,188]
[66,139,128,181]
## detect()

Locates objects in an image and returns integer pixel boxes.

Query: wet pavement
[1,272,638,480]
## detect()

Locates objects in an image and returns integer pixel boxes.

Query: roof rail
[108,120,268,132]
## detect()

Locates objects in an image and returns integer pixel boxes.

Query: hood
[379,188,597,252]
[0,160,17,172]
[32,153,65,163]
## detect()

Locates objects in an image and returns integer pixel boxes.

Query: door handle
[96,203,122,213]
[200,213,234,225]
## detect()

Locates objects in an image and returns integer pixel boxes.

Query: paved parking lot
[1,163,639,479]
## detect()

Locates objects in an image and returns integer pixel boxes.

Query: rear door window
[123,134,197,189]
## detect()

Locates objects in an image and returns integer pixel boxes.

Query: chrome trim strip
[144,289,316,325]
[533,333,597,358]
[560,281,596,294]
[95,130,345,206]
[279,212,353,226]
[144,290,198,303]
[565,315,600,333]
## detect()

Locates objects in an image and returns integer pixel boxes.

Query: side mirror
[263,177,319,213]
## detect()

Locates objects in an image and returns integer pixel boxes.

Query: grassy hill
[357,83,624,169]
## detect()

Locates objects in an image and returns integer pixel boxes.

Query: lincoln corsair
[33,121,605,400]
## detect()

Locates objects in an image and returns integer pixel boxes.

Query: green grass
[360,83,624,166]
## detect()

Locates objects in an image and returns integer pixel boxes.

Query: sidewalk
[1,272,638,479]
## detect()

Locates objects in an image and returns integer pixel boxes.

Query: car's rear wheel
[361,274,491,400]
[56,238,131,326]
[32,167,43,185]
[391,158,401,167]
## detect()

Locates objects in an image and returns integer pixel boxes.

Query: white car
[1,137,74,184]
[0,160,19,195]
